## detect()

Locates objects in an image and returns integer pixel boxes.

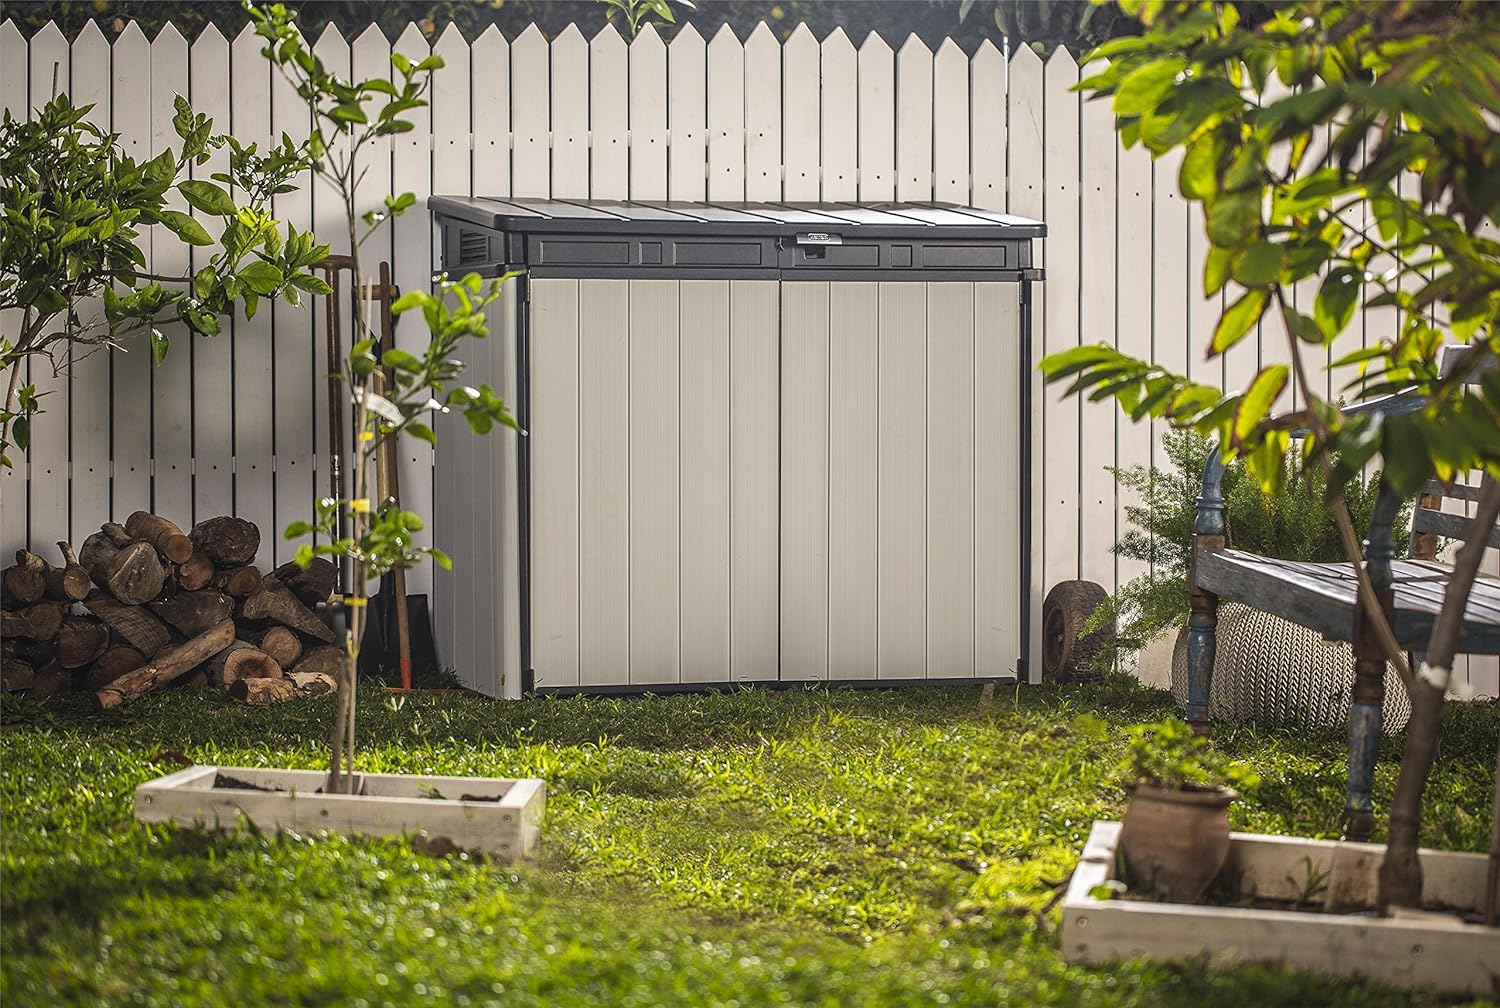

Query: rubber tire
[1041,579,1113,682]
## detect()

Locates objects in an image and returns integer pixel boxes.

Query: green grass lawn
[2,680,1496,1007]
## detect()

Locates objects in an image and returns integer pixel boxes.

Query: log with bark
[27,659,68,699]
[290,670,337,696]
[2,657,34,691]
[256,625,303,668]
[95,618,236,709]
[79,530,166,605]
[270,557,338,608]
[43,543,90,602]
[292,644,343,676]
[207,641,281,686]
[1,562,45,607]
[1,602,64,641]
[213,565,263,598]
[190,516,260,566]
[100,522,135,547]
[229,676,298,705]
[125,511,194,565]
[176,550,216,592]
[1,636,52,660]
[240,578,336,643]
[81,590,172,658]
[87,645,146,690]
[57,616,110,669]
[150,590,234,637]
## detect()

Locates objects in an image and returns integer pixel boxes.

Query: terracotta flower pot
[1119,781,1236,902]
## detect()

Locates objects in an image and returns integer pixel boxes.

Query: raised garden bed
[1062,820,1498,995]
[135,765,545,859]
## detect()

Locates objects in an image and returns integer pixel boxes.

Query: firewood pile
[1,513,341,707]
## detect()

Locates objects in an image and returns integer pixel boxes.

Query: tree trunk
[87,645,146,690]
[43,542,91,601]
[240,578,336,642]
[176,550,216,592]
[292,644,343,676]
[1,563,45,606]
[79,531,166,605]
[149,590,235,637]
[1379,473,1500,910]
[81,590,172,657]
[190,516,260,565]
[213,564,263,598]
[125,511,194,564]
[270,557,338,607]
[95,618,236,709]
[257,625,303,668]
[207,641,281,686]
[228,676,298,705]
[56,616,110,668]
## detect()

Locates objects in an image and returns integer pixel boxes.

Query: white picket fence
[2,17,1495,695]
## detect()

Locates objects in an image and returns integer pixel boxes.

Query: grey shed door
[523,277,1022,690]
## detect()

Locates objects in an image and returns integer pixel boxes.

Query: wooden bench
[1188,397,1500,841]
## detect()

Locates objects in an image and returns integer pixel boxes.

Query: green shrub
[1120,717,1260,792]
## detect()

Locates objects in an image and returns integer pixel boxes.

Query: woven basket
[1170,602,1411,733]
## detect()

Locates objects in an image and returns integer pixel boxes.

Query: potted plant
[1116,718,1258,902]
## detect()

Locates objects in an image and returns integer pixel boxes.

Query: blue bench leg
[1345,700,1381,842]
[1186,602,1216,734]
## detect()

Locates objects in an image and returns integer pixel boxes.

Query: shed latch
[795,232,843,245]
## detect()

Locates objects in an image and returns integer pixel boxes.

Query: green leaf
[1232,240,1283,287]
[1232,365,1287,444]
[289,273,334,295]
[160,209,213,246]
[1212,289,1267,354]
[381,348,423,373]
[1114,59,1185,117]
[1206,190,1260,247]
[1314,267,1360,341]
[406,421,436,445]
[239,261,283,296]
[178,179,237,216]
[150,328,170,367]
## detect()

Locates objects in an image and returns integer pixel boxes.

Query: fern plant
[1097,429,1409,668]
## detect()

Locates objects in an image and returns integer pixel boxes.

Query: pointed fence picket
[1,17,1494,698]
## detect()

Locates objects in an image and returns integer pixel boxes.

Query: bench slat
[1412,507,1500,550]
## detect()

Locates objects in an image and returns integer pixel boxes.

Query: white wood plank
[188,24,233,527]
[1186,203,1218,387]
[471,26,511,197]
[1042,48,1081,590]
[970,40,1005,211]
[270,28,315,565]
[667,24,707,202]
[828,282,879,680]
[529,279,580,688]
[1008,44,1046,682]
[857,31,895,202]
[628,25,667,201]
[392,22,435,594]
[895,35,933,202]
[510,24,549,197]
[975,283,1021,677]
[432,24,472,198]
[578,280,630,686]
[1116,132,1154,591]
[550,24,589,200]
[926,282,976,678]
[678,281,731,684]
[878,282,926,678]
[819,27,857,202]
[589,25,629,200]
[780,282,830,683]
[742,23,781,202]
[69,20,114,540]
[706,24,744,202]
[112,21,155,524]
[1150,144,1188,586]
[1078,54,1116,592]
[729,280,779,680]
[628,279,681,685]
[27,21,71,550]
[0,20,25,554]
[781,23,819,202]
[932,39,969,205]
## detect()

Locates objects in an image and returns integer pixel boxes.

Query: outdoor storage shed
[427,198,1044,698]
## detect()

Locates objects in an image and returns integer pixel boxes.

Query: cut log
[2,636,53,660]
[100,521,136,547]
[79,531,166,605]
[81,590,172,657]
[150,590,235,637]
[292,644,344,676]
[290,670,337,696]
[43,542,90,601]
[270,557,338,607]
[213,565,263,598]
[87,645,145,690]
[207,641,281,685]
[240,579,335,643]
[1,602,64,641]
[125,511,194,564]
[175,668,210,690]
[1,563,45,606]
[190,516,260,565]
[28,659,68,699]
[95,618,236,709]
[228,676,298,705]
[2,657,34,691]
[57,616,110,668]
[176,550,215,592]
[257,625,303,668]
